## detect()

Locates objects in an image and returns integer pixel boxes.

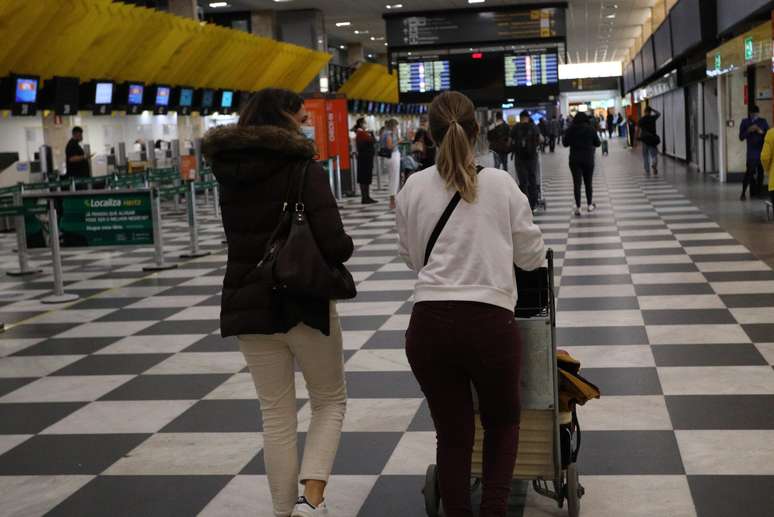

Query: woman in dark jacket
[202,88,353,517]
[562,112,601,216]
[353,117,377,204]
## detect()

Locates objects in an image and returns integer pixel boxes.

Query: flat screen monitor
[46,77,79,115]
[670,0,702,58]
[127,84,144,105]
[633,52,643,86]
[15,77,38,104]
[654,19,673,70]
[155,86,170,106]
[202,89,214,108]
[221,90,234,108]
[95,82,113,105]
[504,52,559,87]
[179,88,193,107]
[641,38,656,81]
[398,60,451,93]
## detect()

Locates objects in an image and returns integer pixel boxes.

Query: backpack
[512,124,538,159]
[488,123,510,154]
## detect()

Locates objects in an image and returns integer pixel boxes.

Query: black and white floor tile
[1,142,773,517]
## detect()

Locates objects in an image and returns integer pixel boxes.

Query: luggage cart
[423,250,584,517]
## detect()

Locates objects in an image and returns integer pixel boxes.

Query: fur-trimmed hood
[202,124,316,185]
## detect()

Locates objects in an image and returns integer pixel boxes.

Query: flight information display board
[398,60,451,93]
[386,7,566,48]
[504,52,558,87]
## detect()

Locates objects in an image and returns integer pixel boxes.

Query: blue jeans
[642,144,658,173]
[493,151,509,173]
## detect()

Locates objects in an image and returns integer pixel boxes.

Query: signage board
[326,98,351,172]
[24,191,153,248]
[706,21,772,77]
[385,7,566,48]
[180,155,198,181]
[303,98,329,161]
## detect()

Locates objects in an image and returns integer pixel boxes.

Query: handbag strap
[423,165,483,266]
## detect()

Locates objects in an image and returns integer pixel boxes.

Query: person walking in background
[65,126,93,189]
[381,118,401,209]
[538,117,549,153]
[487,111,511,173]
[510,110,542,211]
[396,90,546,517]
[548,115,561,153]
[637,106,661,175]
[353,117,377,204]
[413,114,436,170]
[762,127,774,206]
[606,111,615,139]
[203,88,354,517]
[563,111,601,217]
[739,104,769,200]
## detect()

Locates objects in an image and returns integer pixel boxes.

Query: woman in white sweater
[396,91,545,517]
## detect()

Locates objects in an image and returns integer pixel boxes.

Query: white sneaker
[587,203,596,212]
[292,497,329,517]
[574,207,581,216]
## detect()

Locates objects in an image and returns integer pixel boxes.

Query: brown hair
[429,91,479,203]
[238,88,303,131]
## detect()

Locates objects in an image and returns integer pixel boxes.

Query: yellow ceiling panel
[0,0,67,76]
[339,64,399,103]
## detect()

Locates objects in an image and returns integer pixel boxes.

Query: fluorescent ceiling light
[274,0,294,2]
[335,21,351,27]
[354,30,370,35]
[370,36,384,41]
[468,0,486,4]
[386,3,403,8]
[606,14,616,18]
[209,2,229,7]
[340,45,347,49]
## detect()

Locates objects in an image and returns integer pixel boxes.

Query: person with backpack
[548,115,561,153]
[637,105,661,174]
[510,110,542,210]
[396,90,546,517]
[562,111,601,216]
[487,111,511,173]
[203,88,354,517]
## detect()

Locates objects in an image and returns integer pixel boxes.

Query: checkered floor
[1,141,773,517]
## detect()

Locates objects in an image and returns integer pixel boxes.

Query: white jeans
[239,308,347,517]
[388,149,401,196]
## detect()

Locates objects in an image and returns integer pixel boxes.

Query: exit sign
[715,53,721,70]
[745,36,754,61]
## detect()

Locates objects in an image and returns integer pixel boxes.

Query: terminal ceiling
[200,0,657,64]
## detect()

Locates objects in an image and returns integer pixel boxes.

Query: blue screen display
[15,78,38,104]
[128,84,144,105]
[221,90,233,108]
[155,87,170,106]
[179,88,193,107]
[202,90,214,107]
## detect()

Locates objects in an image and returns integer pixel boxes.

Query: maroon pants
[406,301,522,517]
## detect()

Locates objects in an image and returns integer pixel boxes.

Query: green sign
[715,53,722,70]
[745,36,754,61]
[25,192,153,248]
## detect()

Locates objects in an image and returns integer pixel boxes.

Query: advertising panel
[303,98,329,161]
[326,98,351,172]
[24,191,153,248]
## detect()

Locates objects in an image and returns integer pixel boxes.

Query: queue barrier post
[211,181,221,219]
[180,180,210,259]
[7,187,42,277]
[143,188,178,272]
[41,198,79,304]
[376,157,383,191]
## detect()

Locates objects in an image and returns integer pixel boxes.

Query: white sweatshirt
[396,166,546,312]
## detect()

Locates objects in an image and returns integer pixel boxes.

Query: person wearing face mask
[203,88,354,517]
[739,105,769,200]
[353,117,377,204]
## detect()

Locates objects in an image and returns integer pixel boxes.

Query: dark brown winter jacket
[202,124,354,337]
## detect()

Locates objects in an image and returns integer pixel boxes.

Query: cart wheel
[423,464,441,517]
[566,463,581,517]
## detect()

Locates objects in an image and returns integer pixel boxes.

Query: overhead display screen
[504,52,558,87]
[155,86,170,106]
[127,84,144,105]
[179,88,193,107]
[202,89,214,107]
[15,78,38,104]
[718,0,770,36]
[385,7,566,48]
[654,19,673,70]
[221,90,234,108]
[641,37,656,81]
[670,0,702,58]
[398,60,451,93]
[95,82,113,104]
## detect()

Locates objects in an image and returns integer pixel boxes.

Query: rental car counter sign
[24,191,153,248]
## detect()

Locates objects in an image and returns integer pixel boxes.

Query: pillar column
[167,0,197,19]
[718,74,727,183]
[276,9,327,92]
[347,44,365,67]
[251,10,276,39]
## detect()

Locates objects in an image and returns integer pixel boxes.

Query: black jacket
[562,121,601,164]
[202,124,354,337]
[510,122,541,160]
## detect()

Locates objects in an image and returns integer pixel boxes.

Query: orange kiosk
[303,94,353,198]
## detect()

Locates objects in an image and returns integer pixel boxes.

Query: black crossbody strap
[423,165,483,266]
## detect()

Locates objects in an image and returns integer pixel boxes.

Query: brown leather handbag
[258,161,356,300]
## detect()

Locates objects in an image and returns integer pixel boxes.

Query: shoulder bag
[258,161,357,300]
[423,165,483,266]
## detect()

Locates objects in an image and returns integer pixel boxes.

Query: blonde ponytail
[429,92,479,203]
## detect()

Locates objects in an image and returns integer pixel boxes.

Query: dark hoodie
[202,124,354,337]
[562,112,601,164]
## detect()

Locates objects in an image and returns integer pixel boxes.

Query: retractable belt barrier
[179,180,210,259]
